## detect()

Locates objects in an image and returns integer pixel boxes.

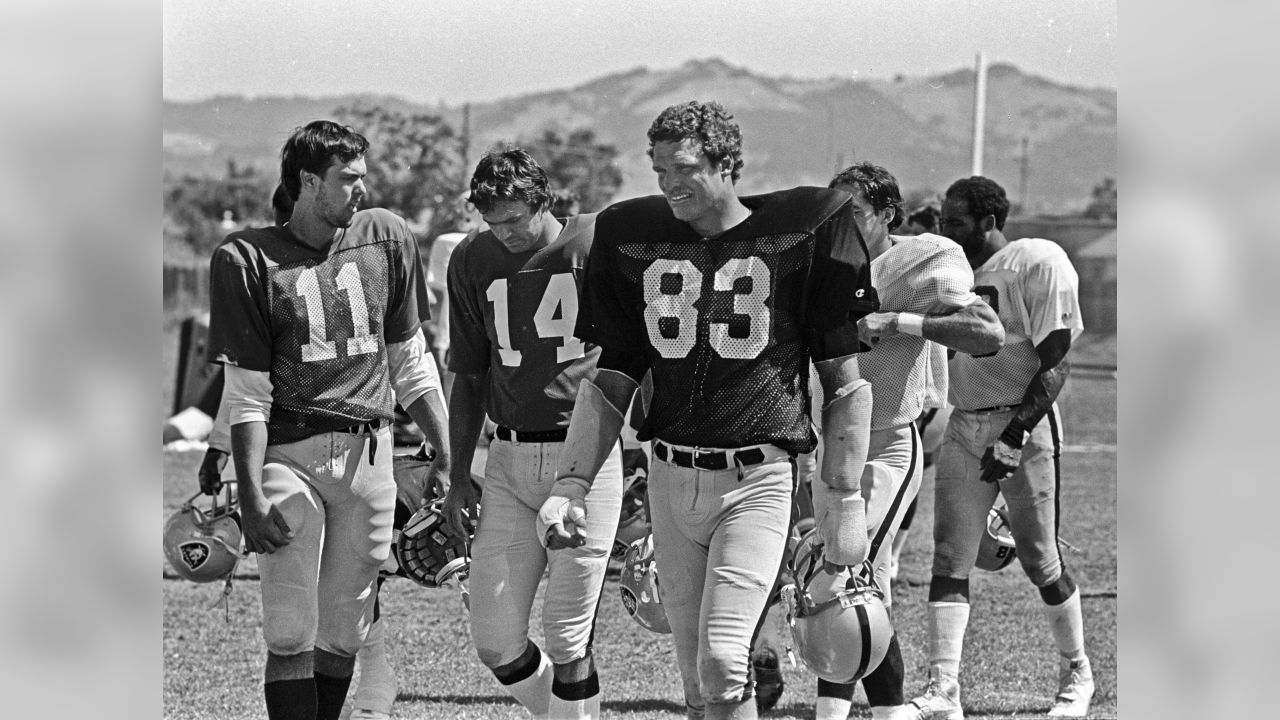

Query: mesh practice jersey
[208,208,425,444]
[949,238,1083,410]
[861,233,980,429]
[577,190,877,454]
[447,214,601,430]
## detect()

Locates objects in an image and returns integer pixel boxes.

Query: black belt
[495,426,568,443]
[967,405,1019,414]
[336,419,389,464]
[653,441,767,471]
[336,418,390,434]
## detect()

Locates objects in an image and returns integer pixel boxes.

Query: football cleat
[396,500,471,589]
[974,504,1017,572]
[619,534,671,633]
[780,530,892,683]
[905,669,964,720]
[1047,657,1094,718]
[163,487,245,584]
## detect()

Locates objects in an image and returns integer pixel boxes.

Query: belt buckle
[692,448,723,471]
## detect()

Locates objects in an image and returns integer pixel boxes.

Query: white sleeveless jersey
[949,237,1084,410]
[861,233,979,429]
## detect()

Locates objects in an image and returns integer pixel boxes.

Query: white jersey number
[486,273,586,367]
[296,263,377,363]
[643,256,772,360]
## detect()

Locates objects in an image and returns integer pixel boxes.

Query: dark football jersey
[208,208,425,444]
[447,214,602,430]
[577,190,876,454]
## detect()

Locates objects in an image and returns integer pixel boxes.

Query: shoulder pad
[739,187,851,237]
[596,196,695,245]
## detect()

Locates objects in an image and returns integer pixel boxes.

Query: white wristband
[897,312,925,336]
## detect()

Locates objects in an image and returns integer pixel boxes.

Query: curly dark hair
[906,204,941,233]
[829,162,905,231]
[646,101,745,182]
[944,176,1011,231]
[467,146,553,214]
[280,120,369,202]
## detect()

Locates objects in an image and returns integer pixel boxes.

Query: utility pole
[1018,136,1031,212]
[460,102,471,192]
[970,51,988,176]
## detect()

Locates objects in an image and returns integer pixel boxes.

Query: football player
[904,176,1092,719]
[809,164,1004,720]
[440,147,623,720]
[537,100,879,720]
[208,121,450,720]
[197,181,440,720]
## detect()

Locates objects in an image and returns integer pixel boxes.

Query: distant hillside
[163,58,1115,214]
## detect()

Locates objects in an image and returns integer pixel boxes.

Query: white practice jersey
[949,237,1084,410]
[861,233,979,429]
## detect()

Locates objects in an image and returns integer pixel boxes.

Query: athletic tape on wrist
[897,312,925,336]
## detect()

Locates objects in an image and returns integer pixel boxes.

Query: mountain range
[163,58,1115,214]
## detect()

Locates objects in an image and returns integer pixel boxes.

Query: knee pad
[263,607,317,657]
[1022,553,1064,588]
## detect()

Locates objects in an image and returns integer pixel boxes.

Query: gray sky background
[163,0,1117,104]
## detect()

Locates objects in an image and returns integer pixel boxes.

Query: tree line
[163,102,624,260]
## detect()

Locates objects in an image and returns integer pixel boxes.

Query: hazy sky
[163,0,1117,104]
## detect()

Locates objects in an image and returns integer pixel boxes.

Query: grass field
[162,372,1116,719]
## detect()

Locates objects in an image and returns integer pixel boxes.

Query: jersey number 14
[486,273,585,367]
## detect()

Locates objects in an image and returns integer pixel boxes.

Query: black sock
[552,671,600,701]
[862,632,905,707]
[264,678,316,720]
[314,672,352,720]
[817,678,857,701]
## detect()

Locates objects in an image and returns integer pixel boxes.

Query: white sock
[547,691,599,720]
[505,650,554,719]
[928,601,970,682]
[352,619,397,713]
[1043,588,1087,663]
[815,695,852,719]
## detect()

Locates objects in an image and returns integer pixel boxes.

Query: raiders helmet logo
[620,586,639,617]
[180,541,211,570]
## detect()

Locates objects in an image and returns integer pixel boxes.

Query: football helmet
[396,499,470,589]
[975,504,1018,572]
[163,488,244,583]
[611,461,651,560]
[619,534,671,634]
[780,530,892,683]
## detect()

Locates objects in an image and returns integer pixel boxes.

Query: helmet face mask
[396,500,471,589]
[975,505,1018,572]
[619,534,671,634]
[163,488,245,584]
[780,530,892,683]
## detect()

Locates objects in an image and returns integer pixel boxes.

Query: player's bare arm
[537,368,637,550]
[980,328,1072,483]
[401,390,450,501]
[388,328,452,504]
[443,370,488,535]
[857,300,1004,356]
[812,346,873,574]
